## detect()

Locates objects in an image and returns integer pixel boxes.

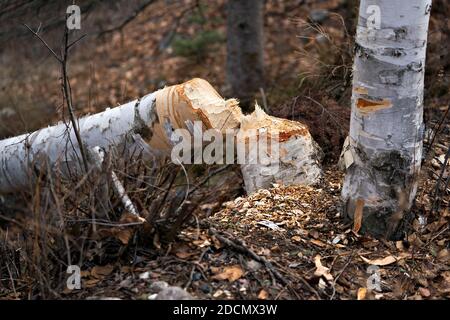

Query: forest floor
[60,141,449,300]
[0,0,449,300]
[31,114,445,300]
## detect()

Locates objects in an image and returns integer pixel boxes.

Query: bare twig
[60,21,89,173]
[23,24,61,62]
[91,146,140,216]
[425,105,449,158]
[24,17,89,173]
[97,0,156,36]
[67,33,87,49]
[330,250,355,300]
[432,145,450,214]
[184,247,211,290]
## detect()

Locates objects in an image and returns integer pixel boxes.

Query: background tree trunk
[341,0,432,239]
[226,0,264,112]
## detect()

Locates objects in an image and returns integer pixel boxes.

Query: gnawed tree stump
[239,106,323,193]
[0,78,322,195]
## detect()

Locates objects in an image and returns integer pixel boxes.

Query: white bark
[341,0,432,238]
[239,106,323,194]
[0,92,159,193]
[0,78,322,194]
[0,79,240,193]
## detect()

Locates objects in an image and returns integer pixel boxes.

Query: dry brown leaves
[208,165,450,299]
[97,212,145,245]
[211,265,244,282]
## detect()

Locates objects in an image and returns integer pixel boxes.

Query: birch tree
[341,0,432,238]
[0,78,322,195]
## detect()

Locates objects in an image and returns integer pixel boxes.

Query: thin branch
[24,19,89,173]
[23,23,61,62]
[67,33,87,49]
[91,146,140,216]
[60,20,89,173]
[425,105,449,158]
[97,0,156,37]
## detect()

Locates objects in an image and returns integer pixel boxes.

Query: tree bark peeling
[342,0,432,239]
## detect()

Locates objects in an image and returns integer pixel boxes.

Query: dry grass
[0,153,240,298]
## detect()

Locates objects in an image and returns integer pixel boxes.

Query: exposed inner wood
[356,97,393,114]
[147,78,322,194]
[0,78,322,195]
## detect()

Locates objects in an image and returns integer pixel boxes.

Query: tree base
[344,197,415,240]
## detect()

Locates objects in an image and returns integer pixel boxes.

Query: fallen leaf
[247,260,262,271]
[91,265,114,278]
[119,211,146,225]
[395,241,405,251]
[80,270,90,277]
[212,265,244,282]
[213,290,224,298]
[173,243,195,259]
[96,212,144,245]
[353,198,364,233]
[314,255,333,281]
[311,239,327,247]
[175,251,196,259]
[332,235,342,245]
[270,245,281,252]
[443,208,449,218]
[318,278,327,289]
[117,229,134,245]
[438,248,449,262]
[211,236,223,249]
[397,251,412,260]
[437,154,446,164]
[442,271,450,284]
[193,239,211,247]
[357,287,367,300]
[84,278,100,288]
[153,233,161,249]
[360,255,397,266]
[257,248,271,256]
[309,229,319,239]
[257,289,269,300]
[210,266,221,274]
[374,293,384,300]
[121,266,132,273]
[418,287,430,297]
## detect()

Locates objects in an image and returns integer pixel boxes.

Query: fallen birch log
[0,78,322,194]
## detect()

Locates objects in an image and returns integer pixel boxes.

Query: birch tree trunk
[0,79,240,193]
[0,78,322,194]
[226,0,264,111]
[341,0,432,239]
[0,92,156,193]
